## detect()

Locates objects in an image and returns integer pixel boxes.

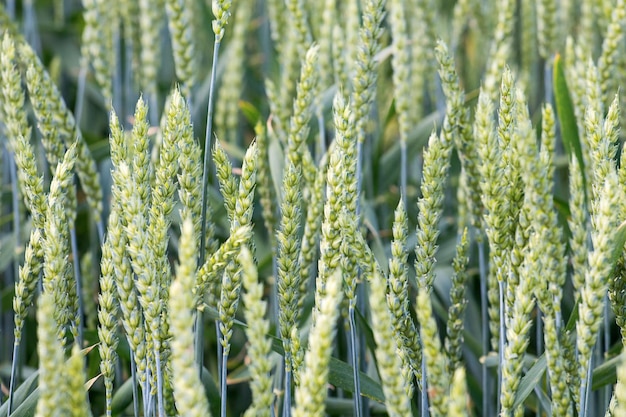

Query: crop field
[1,0,626,416]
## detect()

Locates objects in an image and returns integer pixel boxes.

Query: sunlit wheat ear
[448,367,470,416]
[196,225,253,309]
[317,0,335,92]
[106,205,148,387]
[176,104,211,254]
[416,286,450,416]
[66,345,93,416]
[213,141,238,221]
[445,228,470,376]
[265,0,284,53]
[35,291,69,417]
[215,0,253,144]
[147,89,183,350]
[369,268,412,416]
[277,161,303,375]
[130,96,152,211]
[137,0,163,98]
[118,158,162,401]
[218,141,258,349]
[118,0,140,86]
[577,172,623,414]
[415,130,453,290]
[2,35,47,236]
[435,41,482,229]
[256,121,278,242]
[43,143,77,347]
[97,240,120,417]
[81,0,113,104]
[585,63,619,220]
[474,88,507,350]
[598,0,626,105]
[0,33,39,216]
[296,151,328,312]
[19,42,103,228]
[165,0,196,97]
[536,0,556,59]
[498,70,524,243]
[613,356,626,417]
[317,124,346,305]
[450,0,471,50]
[481,0,516,102]
[386,199,419,388]
[351,0,387,144]
[12,229,43,343]
[212,0,233,42]
[292,269,343,417]
[240,247,273,417]
[569,155,590,301]
[387,0,412,192]
[170,217,212,417]
[286,44,319,164]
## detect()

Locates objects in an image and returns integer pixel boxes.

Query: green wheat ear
[292,268,344,417]
[370,268,412,416]
[19,41,104,229]
[35,291,70,417]
[241,246,273,417]
[97,240,120,417]
[165,0,196,97]
[169,216,212,417]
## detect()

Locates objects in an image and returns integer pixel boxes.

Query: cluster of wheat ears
[1,0,626,416]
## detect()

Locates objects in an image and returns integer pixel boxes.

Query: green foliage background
[0,0,626,416]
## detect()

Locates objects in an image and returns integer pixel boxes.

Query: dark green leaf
[553,54,586,201]
[239,101,261,126]
[591,353,622,390]
[513,354,547,409]
[378,110,442,191]
[0,372,38,417]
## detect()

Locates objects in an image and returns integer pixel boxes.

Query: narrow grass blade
[553,54,586,200]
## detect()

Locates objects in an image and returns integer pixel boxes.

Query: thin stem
[220,347,229,417]
[113,27,123,120]
[194,313,204,377]
[23,0,41,54]
[349,306,363,417]
[478,237,490,417]
[543,57,553,105]
[74,65,88,130]
[143,373,150,417]
[6,152,19,416]
[581,349,593,417]
[215,322,223,378]
[7,342,19,416]
[283,368,292,417]
[155,348,165,417]
[317,111,326,163]
[129,348,140,417]
[498,280,505,413]
[124,38,134,122]
[273,351,284,417]
[536,308,543,417]
[197,39,222,370]
[603,295,611,409]
[96,220,104,247]
[421,356,428,416]
[70,227,84,348]
[400,140,407,209]
[271,252,279,334]
[6,0,15,18]
[354,139,368,417]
